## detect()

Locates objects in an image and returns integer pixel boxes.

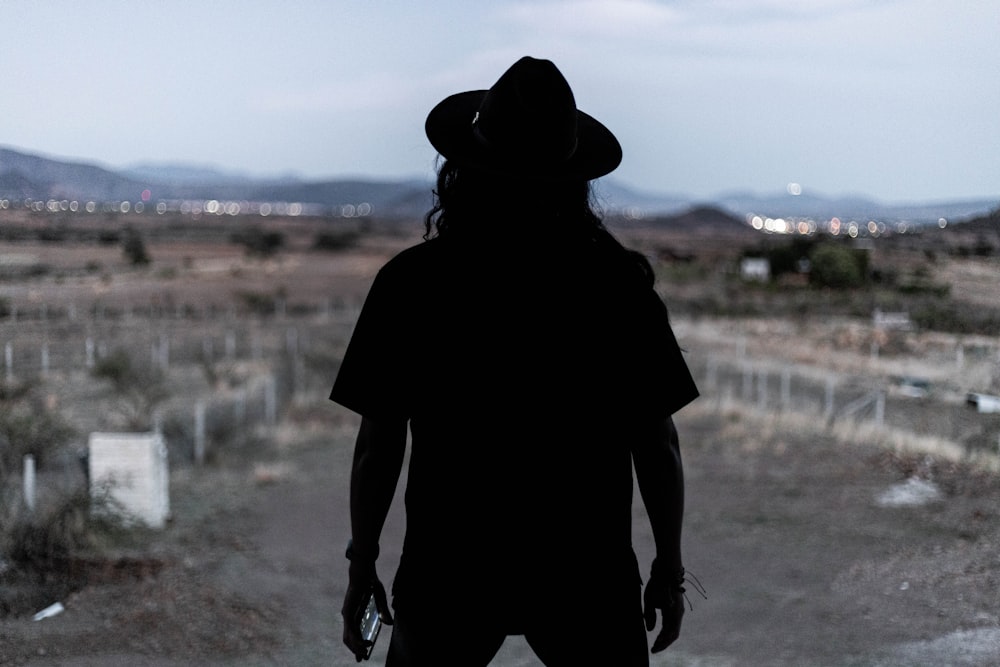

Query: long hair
[423,159,654,287]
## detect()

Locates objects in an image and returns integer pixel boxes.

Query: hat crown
[472,57,579,164]
[424,55,621,180]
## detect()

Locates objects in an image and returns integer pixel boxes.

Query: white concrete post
[158,333,169,371]
[264,376,277,426]
[234,388,247,427]
[705,358,718,390]
[756,368,768,411]
[23,454,36,512]
[194,401,207,465]
[5,342,12,382]
[86,338,95,369]
[781,367,792,410]
[225,331,236,359]
[742,362,753,403]
[41,343,49,376]
[824,376,836,419]
[874,391,885,426]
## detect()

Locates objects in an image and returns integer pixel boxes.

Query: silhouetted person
[333,56,699,666]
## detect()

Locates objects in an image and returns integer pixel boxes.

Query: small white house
[740,257,771,282]
[88,432,170,528]
[967,393,1000,414]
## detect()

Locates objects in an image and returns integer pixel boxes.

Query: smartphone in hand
[360,591,382,658]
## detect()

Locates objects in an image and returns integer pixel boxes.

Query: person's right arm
[631,415,686,653]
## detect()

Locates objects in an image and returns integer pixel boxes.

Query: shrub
[90,349,168,430]
[312,231,359,252]
[0,386,76,482]
[97,229,121,245]
[4,490,91,570]
[122,228,151,265]
[809,243,867,289]
[232,227,285,257]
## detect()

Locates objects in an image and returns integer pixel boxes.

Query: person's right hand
[342,560,393,661]
[642,561,685,653]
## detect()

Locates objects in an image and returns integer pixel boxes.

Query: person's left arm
[342,416,407,661]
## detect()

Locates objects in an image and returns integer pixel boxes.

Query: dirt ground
[2,218,1000,665]
[2,396,999,666]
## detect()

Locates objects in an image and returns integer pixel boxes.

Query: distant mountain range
[1,146,996,224]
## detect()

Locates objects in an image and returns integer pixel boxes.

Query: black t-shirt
[330,235,698,614]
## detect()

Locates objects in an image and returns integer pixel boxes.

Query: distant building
[967,392,1000,414]
[873,308,913,331]
[740,257,771,282]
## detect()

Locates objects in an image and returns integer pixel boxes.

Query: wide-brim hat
[425,56,622,181]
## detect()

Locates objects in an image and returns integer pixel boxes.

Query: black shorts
[385,584,649,667]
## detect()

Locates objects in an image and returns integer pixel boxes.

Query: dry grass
[685,392,1000,474]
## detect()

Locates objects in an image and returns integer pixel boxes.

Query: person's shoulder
[371,238,456,295]
[379,238,448,275]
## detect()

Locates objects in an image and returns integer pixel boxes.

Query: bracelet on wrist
[651,558,686,588]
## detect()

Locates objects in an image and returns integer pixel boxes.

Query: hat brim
[425,90,622,181]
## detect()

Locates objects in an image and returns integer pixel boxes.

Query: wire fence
[687,352,1000,456]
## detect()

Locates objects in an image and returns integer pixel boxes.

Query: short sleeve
[329,262,411,421]
[643,289,700,416]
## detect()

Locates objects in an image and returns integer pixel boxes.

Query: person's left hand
[342,560,393,661]
[643,562,685,653]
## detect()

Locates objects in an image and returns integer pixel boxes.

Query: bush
[809,243,867,289]
[90,349,168,430]
[232,227,285,257]
[122,228,151,265]
[312,231,359,252]
[0,385,76,482]
[4,490,91,570]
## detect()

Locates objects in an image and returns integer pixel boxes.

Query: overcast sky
[2,0,997,203]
